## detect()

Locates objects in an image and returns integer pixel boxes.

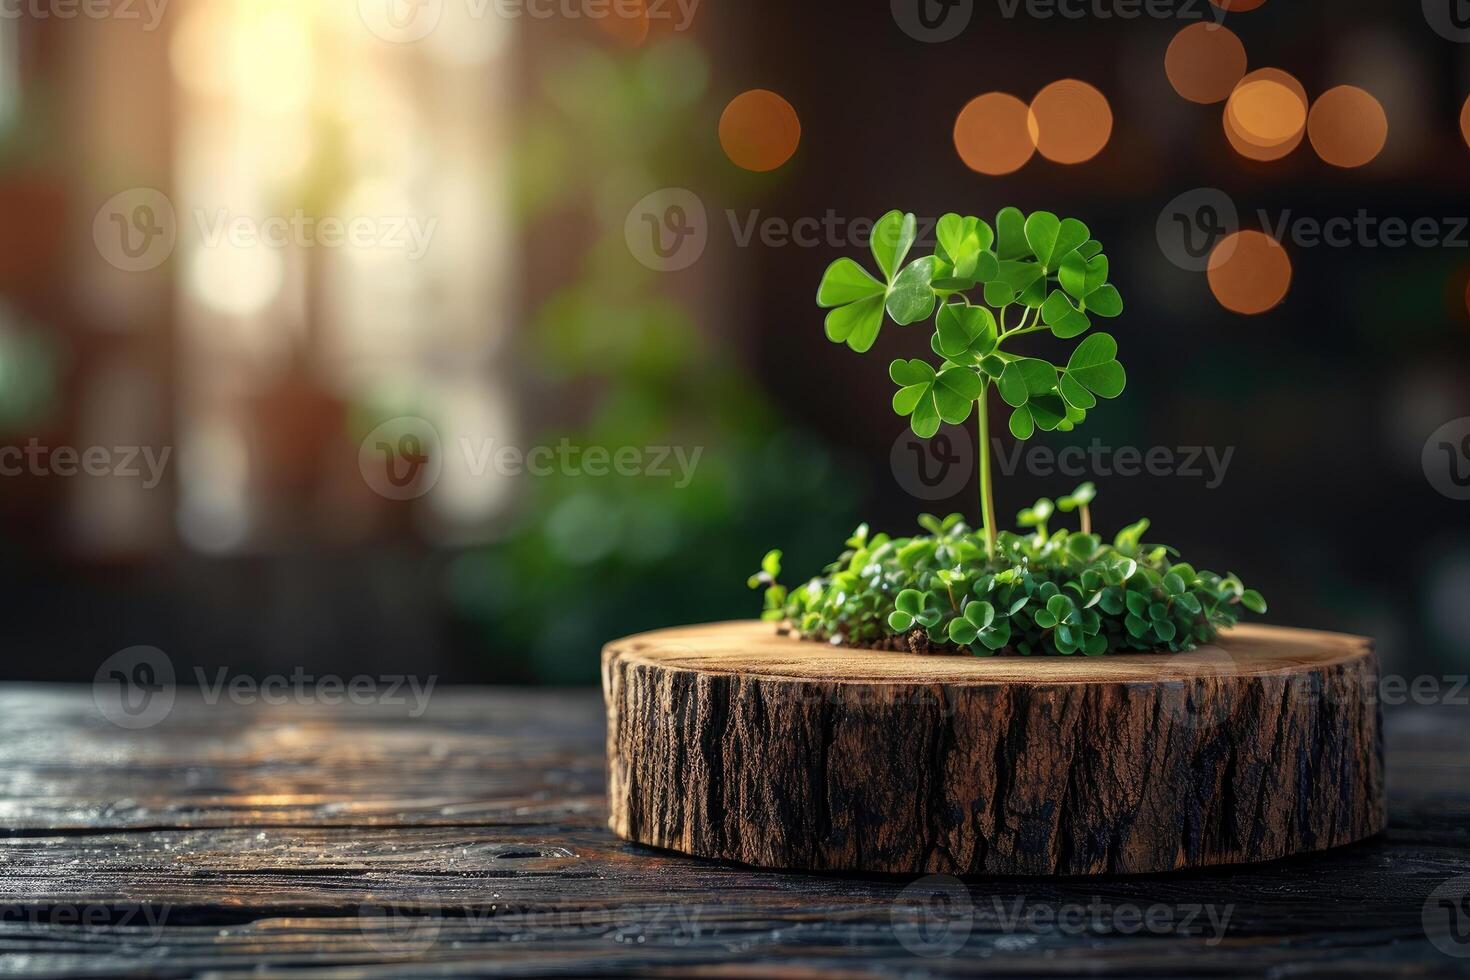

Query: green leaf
[1077,239,1103,259]
[895,589,925,615]
[888,610,915,632]
[965,600,995,629]
[1084,284,1123,318]
[1025,212,1089,271]
[817,258,885,307]
[1066,332,1126,399]
[948,617,978,645]
[1040,291,1091,339]
[933,366,983,422]
[1240,589,1268,614]
[824,295,886,353]
[1057,482,1097,510]
[995,207,1028,260]
[1059,252,1108,300]
[890,359,980,436]
[871,211,916,283]
[1027,393,1069,431]
[983,280,1015,308]
[1057,372,1096,410]
[935,303,997,361]
[886,256,938,325]
[978,618,1012,650]
[998,358,1057,408]
[1008,406,1035,439]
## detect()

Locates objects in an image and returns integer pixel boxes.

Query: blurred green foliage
[449,38,859,682]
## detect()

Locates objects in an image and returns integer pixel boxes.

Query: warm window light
[719,89,801,172]
[1223,69,1307,161]
[1027,79,1112,165]
[1207,231,1292,314]
[954,93,1035,175]
[1307,86,1388,168]
[1165,24,1247,105]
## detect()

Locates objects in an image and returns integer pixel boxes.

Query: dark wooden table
[1,687,1467,977]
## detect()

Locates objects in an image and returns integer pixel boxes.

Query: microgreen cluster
[749,485,1267,657]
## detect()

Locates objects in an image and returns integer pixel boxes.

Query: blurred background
[0,0,1466,685]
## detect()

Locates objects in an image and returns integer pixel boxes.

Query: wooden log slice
[602,621,1385,875]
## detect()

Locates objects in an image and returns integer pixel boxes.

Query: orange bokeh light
[1210,0,1267,9]
[1307,86,1387,168]
[718,90,801,172]
[1165,24,1247,105]
[1026,79,1112,164]
[1223,69,1307,161]
[954,93,1036,175]
[1207,231,1292,314]
[1460,94,1470,150]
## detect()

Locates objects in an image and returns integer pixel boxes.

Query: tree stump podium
[602,621,1385,875]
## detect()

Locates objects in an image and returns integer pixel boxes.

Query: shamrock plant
[750,207,1267,657]
[817,208,1123,557]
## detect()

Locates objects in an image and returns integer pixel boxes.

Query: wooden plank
[0,688,1464,977]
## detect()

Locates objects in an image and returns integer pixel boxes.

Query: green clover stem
[978,380,998,559]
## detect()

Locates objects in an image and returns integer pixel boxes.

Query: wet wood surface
[0,685,1466,977]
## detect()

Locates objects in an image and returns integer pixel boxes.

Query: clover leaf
[816,211,938,353]
[890,358,984,438]
[947,599,996,645]
[933,213,999,290]
[888,588,942,631]
[933,302,997,363]
[1064,332,1127,401]
[1024,211,1090,273]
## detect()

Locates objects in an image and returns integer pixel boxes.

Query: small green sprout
[816,207,1124,556]
[749,207,1266,656]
